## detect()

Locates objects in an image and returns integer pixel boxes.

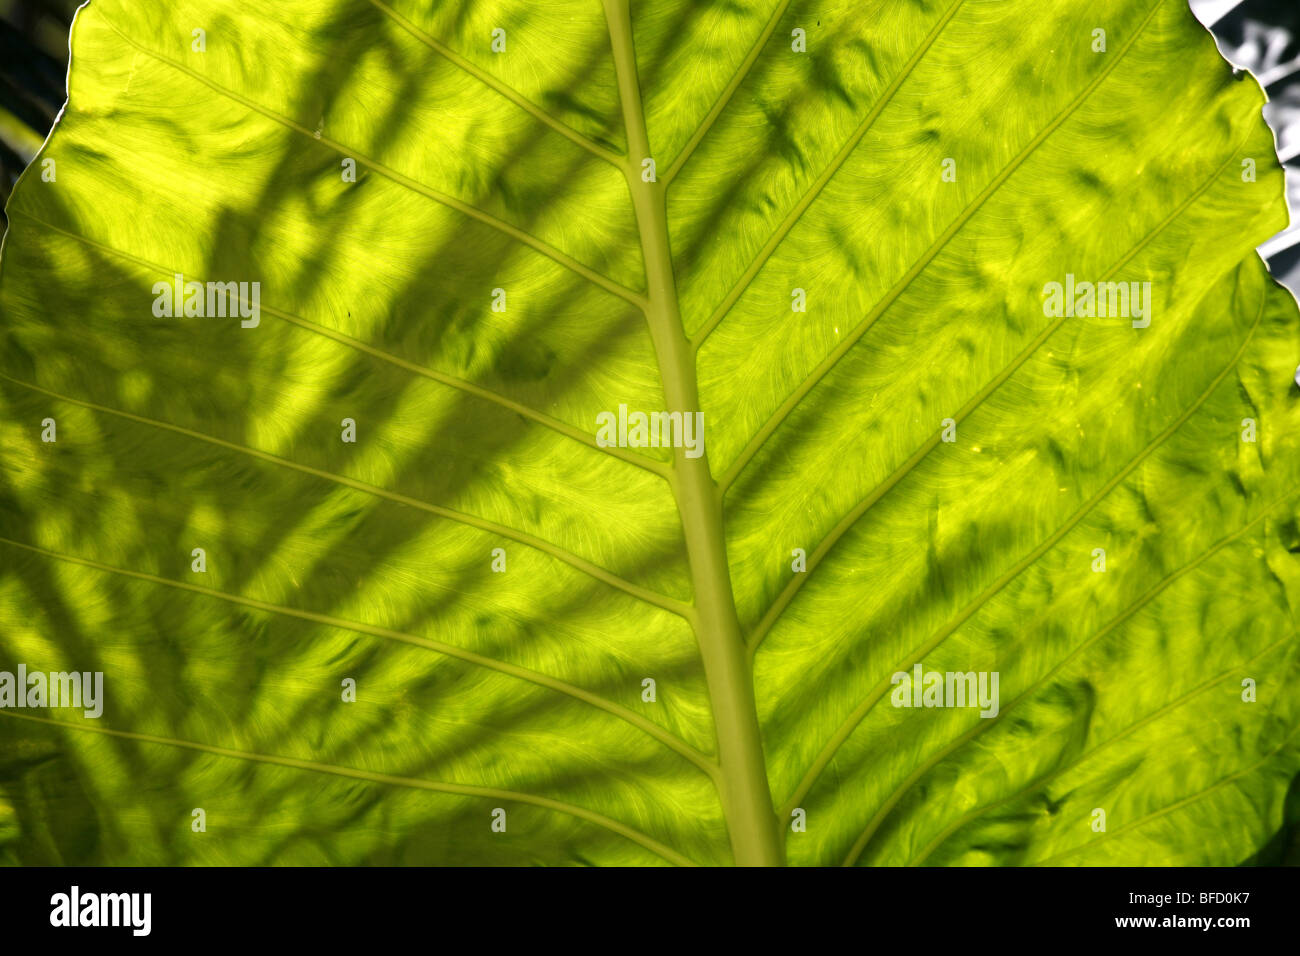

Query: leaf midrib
[603,0,782,865]
[6,0,1280,869]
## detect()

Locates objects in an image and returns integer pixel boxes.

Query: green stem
[603,0,783,867]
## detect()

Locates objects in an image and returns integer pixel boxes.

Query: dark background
[1193,0,1300,293]
[0,0,79,214]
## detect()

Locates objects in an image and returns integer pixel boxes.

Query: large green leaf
[1,0,1299,867]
